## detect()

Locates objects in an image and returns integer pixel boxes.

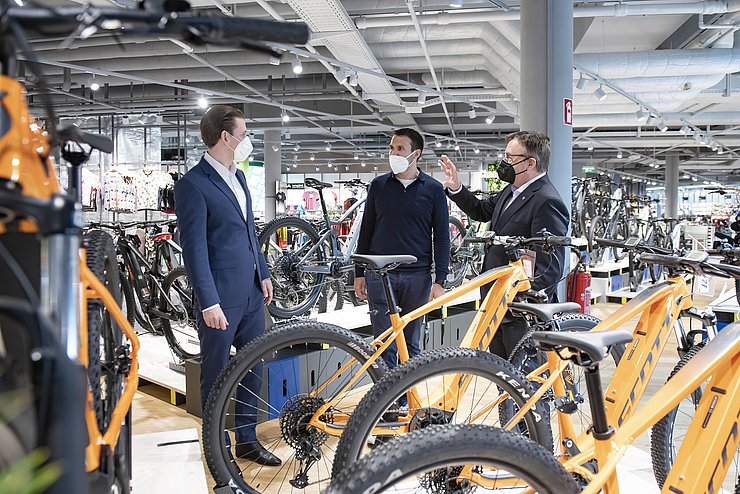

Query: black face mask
[496,157,529,184]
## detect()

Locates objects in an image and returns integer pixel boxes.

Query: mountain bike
[258,177,368,319]
[328,252,740,494]
[326,249,740,494]
[201,231,595,493]
[0,2,308,493]
[88,220,198,361]
[334,236,723,489]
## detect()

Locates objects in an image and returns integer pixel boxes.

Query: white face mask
[389,150,417,175]
[226,132,253,163]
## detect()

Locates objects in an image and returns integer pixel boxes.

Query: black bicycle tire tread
[331,346,552,479]
[202,320,388,490]
[258,215,325,319]
[83,230,121,432]
[650,341,711,488]
[159,266,199,361]
[326,424,579,494]
[119,269,135,326]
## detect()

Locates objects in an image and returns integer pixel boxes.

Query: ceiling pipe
[354,1,740,29]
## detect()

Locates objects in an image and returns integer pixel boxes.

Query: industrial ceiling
[23,0,740,185]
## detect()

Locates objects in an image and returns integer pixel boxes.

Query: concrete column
[521,1,573,302]
[665,153,679,219]
[264,129,282,222]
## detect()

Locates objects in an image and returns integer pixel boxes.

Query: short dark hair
[506,130,551,172]
[393,128,424,154]
[200,105,245,148]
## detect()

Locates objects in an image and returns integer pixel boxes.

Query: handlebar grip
[639,253,681,267]
[594,237,625,249]
[546,236,571,247]
[184,16,310,44]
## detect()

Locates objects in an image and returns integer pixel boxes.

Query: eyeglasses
[503,153,530,164]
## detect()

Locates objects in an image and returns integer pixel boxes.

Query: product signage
[564,98,573,126]
[286,182,305,189]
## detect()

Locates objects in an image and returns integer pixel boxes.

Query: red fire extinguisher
[568,269,592,315]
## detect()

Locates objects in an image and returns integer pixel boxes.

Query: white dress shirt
[203,152,247,220]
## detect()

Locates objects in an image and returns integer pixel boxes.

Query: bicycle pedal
[554,396,579,414]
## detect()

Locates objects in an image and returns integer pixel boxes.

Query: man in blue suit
[175,105,280,466]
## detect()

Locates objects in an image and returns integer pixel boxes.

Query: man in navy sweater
[354,128,450,369]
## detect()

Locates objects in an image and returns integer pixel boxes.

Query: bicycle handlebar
[640,252,740,279]
[594,237,674,255]
[463,232,571,249]
[6,6,310,45]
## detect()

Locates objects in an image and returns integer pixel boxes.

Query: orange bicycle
[0,3,308,492]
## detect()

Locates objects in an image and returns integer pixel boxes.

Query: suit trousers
[196,274,264,443]
[366,270,432,370]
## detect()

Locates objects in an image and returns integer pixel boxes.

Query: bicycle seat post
[379,269,400,315]
[584,364,613,441]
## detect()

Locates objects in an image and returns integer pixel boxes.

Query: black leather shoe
[235,441,282,466]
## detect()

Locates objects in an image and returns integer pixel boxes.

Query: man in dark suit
[175,105,279,466]
[439,130,569,358]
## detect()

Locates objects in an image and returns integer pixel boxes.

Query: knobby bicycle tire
[159,266,199,361]
[84,229,123,431]
[202,320,388,492]
[326,424,579,494]
[331,347,552,479]
[649,340,739,493]
[83,230,131,492]
[258,215,325,319]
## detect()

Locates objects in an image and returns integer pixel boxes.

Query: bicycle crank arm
[149,307,182,321]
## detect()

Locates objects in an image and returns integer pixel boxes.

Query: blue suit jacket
[174,157,269,310]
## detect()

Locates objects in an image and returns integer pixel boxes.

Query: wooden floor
[131,292,726,493]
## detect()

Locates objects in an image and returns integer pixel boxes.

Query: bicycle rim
[160,266,200,360]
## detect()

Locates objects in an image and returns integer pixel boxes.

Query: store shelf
[137,331,186,405]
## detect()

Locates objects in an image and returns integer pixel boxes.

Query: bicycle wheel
[503,313,623,455]
[651,341,738,492]
[331,347,552,479]
[202,320,388,493]
[159,266,199,361]
[258,215,326,319]
[83,230,131,493]
[327,424,579,494]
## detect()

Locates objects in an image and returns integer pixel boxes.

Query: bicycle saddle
[531,330,633,365]
[352,254,417,271]
[508,302,581,323]
[305,178,333,190]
